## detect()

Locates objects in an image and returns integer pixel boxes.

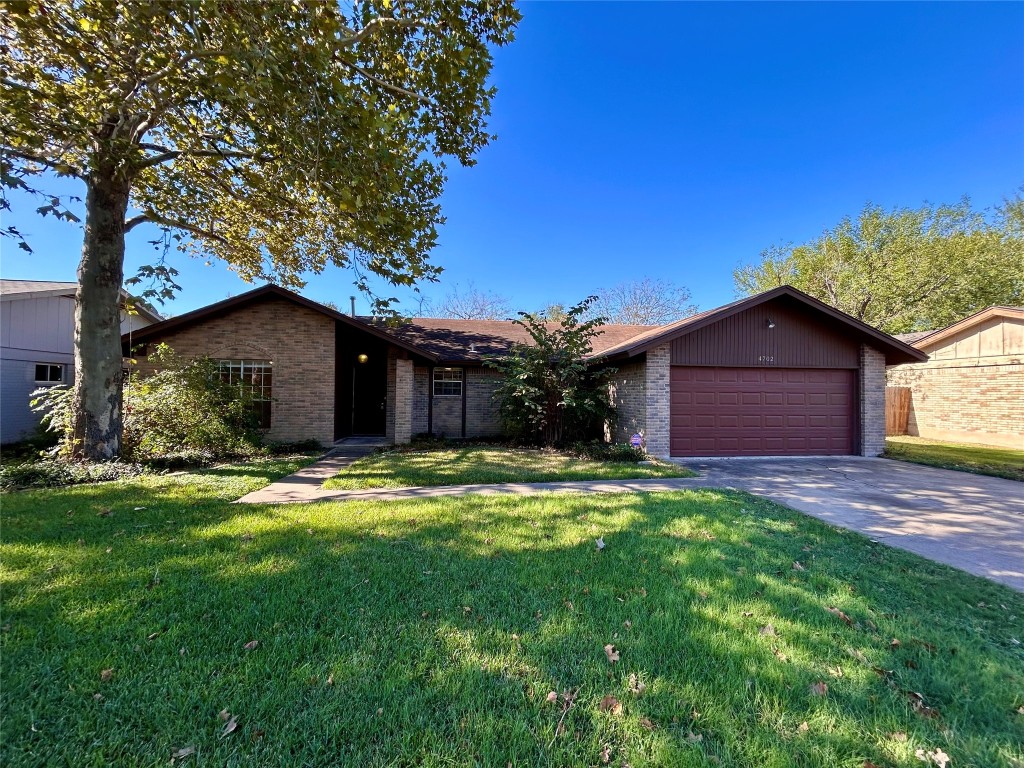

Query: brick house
[888,306,1024,449]
[123,284,923,457]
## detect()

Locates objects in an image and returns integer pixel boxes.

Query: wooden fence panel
[885,386,911,436]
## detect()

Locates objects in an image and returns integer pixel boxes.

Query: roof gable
[598,286,927,365]
[1,279,163,323]
[122,284,435,360]
[906,306,1024,350]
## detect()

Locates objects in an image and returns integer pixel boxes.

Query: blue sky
[2,1,1022,316]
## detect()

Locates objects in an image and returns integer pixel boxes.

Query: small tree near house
[488,297,615,446]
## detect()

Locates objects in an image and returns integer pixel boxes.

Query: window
[217,360,273,428]
[35,364,64,383]
[433,367,463,397]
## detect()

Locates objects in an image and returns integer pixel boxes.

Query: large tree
[1,0,518,459]
[734,194,1024,334]
[591,277,698,325]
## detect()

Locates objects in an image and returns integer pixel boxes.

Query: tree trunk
[72,170,130,460]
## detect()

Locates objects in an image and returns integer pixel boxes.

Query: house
[888,306,1024,449]
[121,283,924,457]
[0,280,163,443]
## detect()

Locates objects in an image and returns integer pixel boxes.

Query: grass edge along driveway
[323,445,694,490]
[2,457,1022,767]
[885,436,1024,482]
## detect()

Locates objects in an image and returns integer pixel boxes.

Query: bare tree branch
[339,17,431,47]
[341,61,432,106]
[0,146,84,178]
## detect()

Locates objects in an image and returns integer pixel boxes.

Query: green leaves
[734,194,1024,333]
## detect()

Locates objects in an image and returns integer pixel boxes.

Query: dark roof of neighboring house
[595,285,927,364]
[898,306,1024,350]
[372,317,656,363]
[121,283,926,366]
[1,279,164,323]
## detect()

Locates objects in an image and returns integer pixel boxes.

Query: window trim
[34,363,64,384]
[432,367,463,397]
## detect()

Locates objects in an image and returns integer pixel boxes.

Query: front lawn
[885,436,1024,482]
[322,445,693,490]
[2,466,1022,766]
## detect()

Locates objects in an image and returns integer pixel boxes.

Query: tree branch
[338,17,431,48]
[136,146,272,170]
[341,61,432,106]
[0,146,84,178]
[127,211,229,244]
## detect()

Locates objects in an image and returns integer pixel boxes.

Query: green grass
[885,436,1024,482]
[2,462,1023,767]
[322,446,693,490]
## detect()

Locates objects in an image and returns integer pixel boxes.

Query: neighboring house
[0,280,162,444]
[123,283,923,457]
[888,306,1024,449]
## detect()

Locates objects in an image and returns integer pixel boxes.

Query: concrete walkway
[237,451,1024,591]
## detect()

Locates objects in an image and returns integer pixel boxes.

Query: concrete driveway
[679,457,1024,591]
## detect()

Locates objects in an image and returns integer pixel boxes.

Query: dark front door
[335,322,389,439]
[670,366,856,456]
[351,353,386,435]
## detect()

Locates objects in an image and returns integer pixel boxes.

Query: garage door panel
[670,367,855,457]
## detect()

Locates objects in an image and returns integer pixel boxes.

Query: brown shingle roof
[373,317,658,363]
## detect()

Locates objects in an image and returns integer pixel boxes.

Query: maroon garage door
[670,367,856,457]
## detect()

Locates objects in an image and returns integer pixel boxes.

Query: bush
[565,441,647,463]
[0,459,145,491]
[31,345,267,463]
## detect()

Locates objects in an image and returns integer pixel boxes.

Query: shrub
[487,297,615,446]
[31,345,267,462]
[566,441,647,463]
[0,459,145,491]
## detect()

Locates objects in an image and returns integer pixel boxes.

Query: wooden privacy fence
[885,386,911,436]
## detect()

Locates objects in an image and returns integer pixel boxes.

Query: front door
[351,352,386,435]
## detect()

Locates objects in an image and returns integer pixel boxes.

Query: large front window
[218,360,273,428]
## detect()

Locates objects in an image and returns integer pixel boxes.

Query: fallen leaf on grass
[603,644,620,663]
[826,607,854,626]
[772,647,788,662]
[792,561,805,571]
[219,708,231,721]
[96,508,113,517]
[250,729,265,742]
[639,717,656,731]
[93,693,103,701]
[908,691,940,718]
[595,537,606,551]
[220,715,239,738]
[742,611,754,617]
[600,745,612,764]
[759,624,777,637]
[685,731,703,744]
[240,533,254,542]
[100,668,113,682]
[628,673,646,695]
[890,638,902,649]
[797,721,809,733]
[915,747,950,768]
[889,732,908,741]
[809,681,828,696]
[171,745,196,762]
[545,691,558,704]
[827,665,844,678]
[598,695,622,715]
[243,640,259,651]
[147,632,160,641]
[863,762,882,768]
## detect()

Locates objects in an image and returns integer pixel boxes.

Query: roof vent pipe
[350,296,356,317]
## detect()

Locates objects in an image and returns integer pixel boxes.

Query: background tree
[488,297,614,446]
[734,193,1024,333]
[591,277,699,325]
[536,303,568,323]
[434,282,511,319]
[1,0,519,459]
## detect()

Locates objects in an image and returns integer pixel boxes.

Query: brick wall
[606,359,646,444]
[412,367,429,435]
[859,345,886,456]
[644,344,671,457]
[466,367,504,438]
[394,359,413,444]
[887,357,1024,449]
[131,298,335,445]
[385,348,398,441]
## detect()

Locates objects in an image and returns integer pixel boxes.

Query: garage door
[670,367,856,457]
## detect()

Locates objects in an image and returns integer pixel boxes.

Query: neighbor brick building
[888,306,1024,449]
[123,284,924,457]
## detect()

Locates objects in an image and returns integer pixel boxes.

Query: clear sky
[2,1,1022,317]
